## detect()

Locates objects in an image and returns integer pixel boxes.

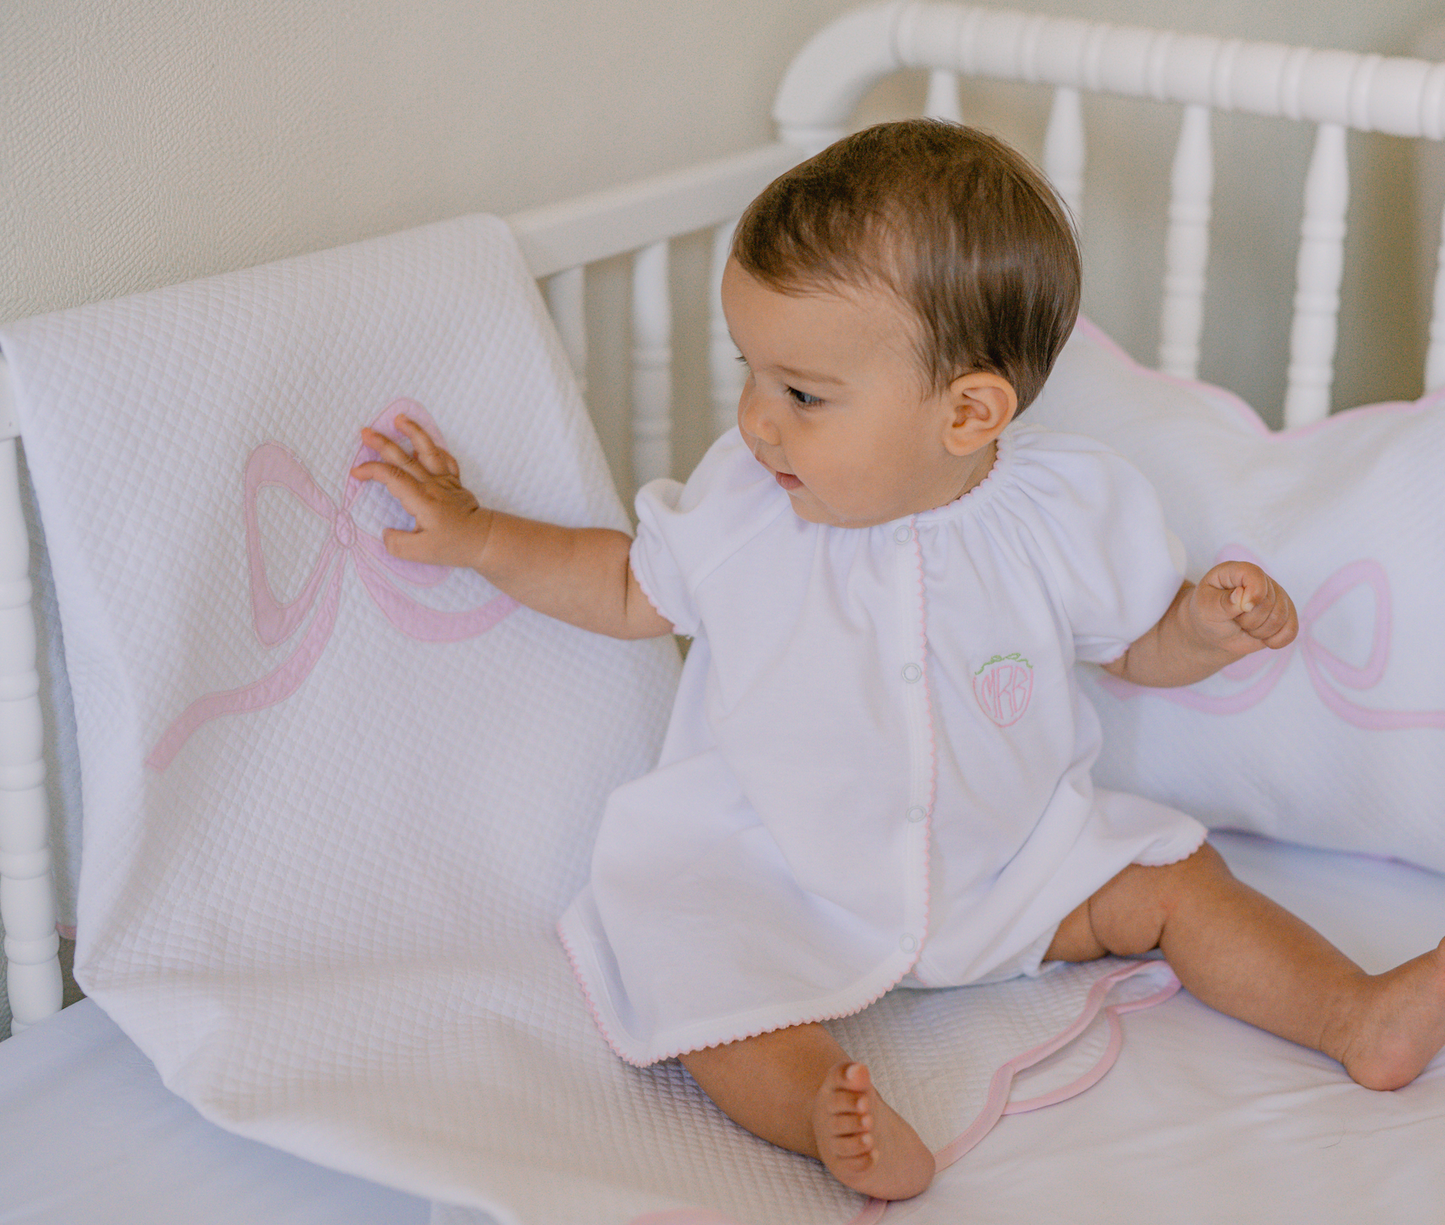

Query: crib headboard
[5,0,1445,1034]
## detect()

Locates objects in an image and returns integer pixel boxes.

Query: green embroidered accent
[975,652,1032,674]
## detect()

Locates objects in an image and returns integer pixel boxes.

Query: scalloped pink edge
[629,960,1179,1225]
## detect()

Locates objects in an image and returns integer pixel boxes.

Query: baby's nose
[738,393,780,446]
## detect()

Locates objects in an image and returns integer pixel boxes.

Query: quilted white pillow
[1029,318,1445,872]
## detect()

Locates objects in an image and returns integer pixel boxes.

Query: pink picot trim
[559,906,932,1068]
[1135,822,1210,869]
[556,917,638,1066]
[907,515,935,981]
[628,555,680,634]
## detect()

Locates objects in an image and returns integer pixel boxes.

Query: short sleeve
[1015,429,1186,665]
[630,478,696,635]
[629,429,787,639]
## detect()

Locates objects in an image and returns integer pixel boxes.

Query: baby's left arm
[1102,561,1298,688]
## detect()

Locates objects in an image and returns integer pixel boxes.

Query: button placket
[893,514,931,967]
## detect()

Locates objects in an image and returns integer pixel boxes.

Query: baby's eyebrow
[774,363,844,386]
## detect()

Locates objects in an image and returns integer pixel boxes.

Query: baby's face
[722,259,982,528]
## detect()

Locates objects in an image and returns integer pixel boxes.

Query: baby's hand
[1189,561,1298,657]
[349,414,494,570]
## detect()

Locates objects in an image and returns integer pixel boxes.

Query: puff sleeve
[628,429,787,638]
[1013,428,1186,665]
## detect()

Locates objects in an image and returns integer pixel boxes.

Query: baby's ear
[942,372,1017,456]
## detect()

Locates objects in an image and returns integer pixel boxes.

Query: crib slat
[1427,205,1445,393]
[544,267,588,395]
[709,221,744,441]
[0,427,63,1034]
[924,70,963,122]
[1043,86,1085,226]
[1284,123,1349,427]
[631,240,673,485]
[1158,105,1214,380]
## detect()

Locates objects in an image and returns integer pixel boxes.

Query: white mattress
[3,829,1443,1225]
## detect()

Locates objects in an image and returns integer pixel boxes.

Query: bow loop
[147,399,518,770]
[1100,545,1444,732]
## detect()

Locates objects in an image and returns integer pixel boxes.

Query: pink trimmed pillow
[1029,319,1445,871]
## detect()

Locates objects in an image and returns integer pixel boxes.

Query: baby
[354,119,1445,1202]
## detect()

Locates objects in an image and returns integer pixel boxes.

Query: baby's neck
[935,440,997,511]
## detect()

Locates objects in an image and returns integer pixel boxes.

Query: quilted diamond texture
[1,217,1165,1225]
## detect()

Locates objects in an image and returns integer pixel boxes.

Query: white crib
[4,4,1445,1223]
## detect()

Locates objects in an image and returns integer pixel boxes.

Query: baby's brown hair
[732,119,1080,412]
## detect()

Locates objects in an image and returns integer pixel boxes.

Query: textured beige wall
[4,0,1442,448]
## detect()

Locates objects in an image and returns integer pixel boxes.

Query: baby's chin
[786,493,904,530]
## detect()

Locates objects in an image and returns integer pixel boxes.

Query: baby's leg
[1048,842,1445,1090]
[679,1023,935,1200]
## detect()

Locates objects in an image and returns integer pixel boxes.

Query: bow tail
[353,554,519,642]
[144,561,346,770]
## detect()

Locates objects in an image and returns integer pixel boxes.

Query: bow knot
[1099,546,1445,732]
[146,399,518,770]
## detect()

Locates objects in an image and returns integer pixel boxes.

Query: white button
[900,934,919,954]
[901,663,922,683]
[906,806,927,823]
[893,524,912,543]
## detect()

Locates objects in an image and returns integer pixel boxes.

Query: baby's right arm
[350,414,674,641]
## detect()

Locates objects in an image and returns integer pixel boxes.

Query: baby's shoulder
[1000,423,1163,517]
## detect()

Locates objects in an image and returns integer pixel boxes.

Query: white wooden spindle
[1159,105,1215,379]
[0,421,62,1034]
[1284,123,1349,427]
[1043,86,1085,227]
[631,240,673,485]
[544,267,588,395]
[1427,202,1445,392]
[709,221,744,441]
[924,69,963,121]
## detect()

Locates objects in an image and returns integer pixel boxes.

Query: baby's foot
[811,1062,934,1200]
[1340,938,1445,1091]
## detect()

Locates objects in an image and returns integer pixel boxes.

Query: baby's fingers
[349,457,421,504]
[393,413,461,478]
[1219,570,1297,648]
[1236,582,1298,648]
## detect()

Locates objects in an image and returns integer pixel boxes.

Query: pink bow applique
[1098,546,1445,731]
[146,399,518,770]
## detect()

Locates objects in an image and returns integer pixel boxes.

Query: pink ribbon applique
[145,399,518,770]
[1098,546,1445,731]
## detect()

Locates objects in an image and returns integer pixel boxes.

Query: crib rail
[0,362,62,1034]
[776,0,1445,426]
[507,142,805,484]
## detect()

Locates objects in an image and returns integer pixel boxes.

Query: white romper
[558,422,1208,1066]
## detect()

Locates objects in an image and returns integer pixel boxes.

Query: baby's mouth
[774,470,803,491]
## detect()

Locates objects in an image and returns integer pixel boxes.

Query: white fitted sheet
[3,828,1442,1225]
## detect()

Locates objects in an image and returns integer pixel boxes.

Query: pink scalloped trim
[1072,314,1445,438]
[933,961,1180,1171]
[625,960,1179,1225]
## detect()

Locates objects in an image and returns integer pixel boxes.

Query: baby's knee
[1089,842,1231,955]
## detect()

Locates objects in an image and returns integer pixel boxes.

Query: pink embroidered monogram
[145,399,518,770]
[974,654,1034,727]
[1099,546,1445,731]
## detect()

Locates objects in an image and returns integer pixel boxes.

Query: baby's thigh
[1045,842,1230,962]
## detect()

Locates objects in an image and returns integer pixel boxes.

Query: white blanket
[3,216,1175,1225]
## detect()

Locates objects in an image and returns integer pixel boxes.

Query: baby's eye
[787,387,822,407]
